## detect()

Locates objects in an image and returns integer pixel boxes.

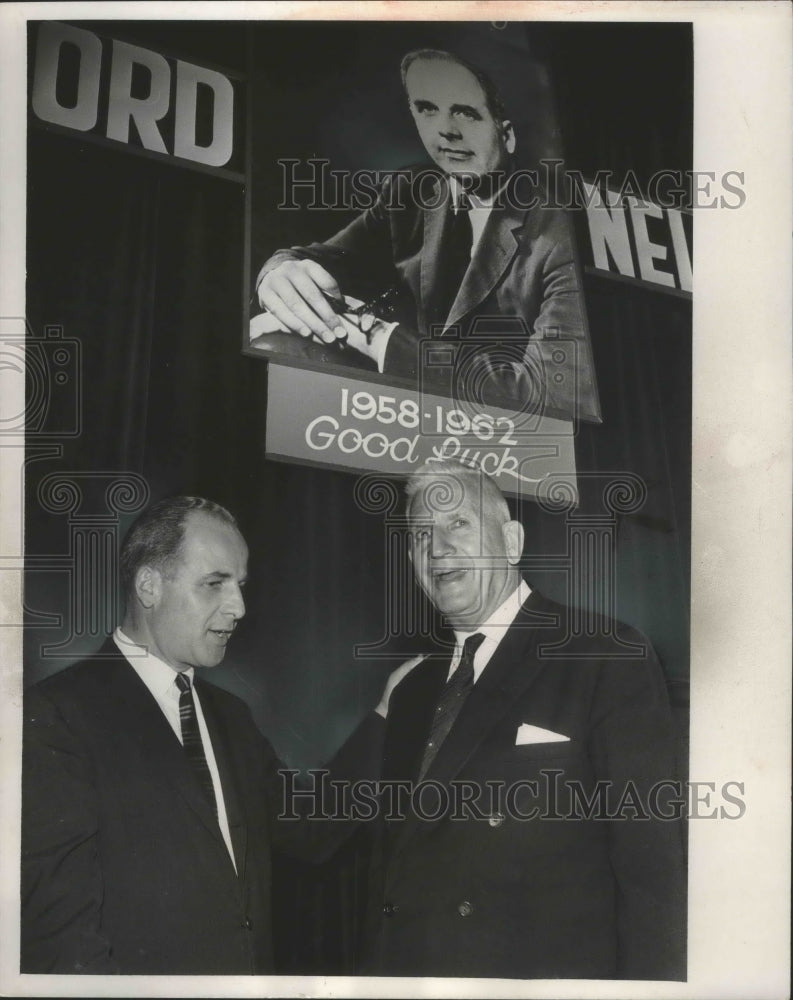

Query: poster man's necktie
[432,193,473,328]
[175,672,217,818]
[418,632,485,780]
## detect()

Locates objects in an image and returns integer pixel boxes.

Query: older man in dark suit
[252,48,598,423]
[359,459,686,980]
[21,496,382,975]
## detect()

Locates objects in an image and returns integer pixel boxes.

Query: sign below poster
[265,363,577,502]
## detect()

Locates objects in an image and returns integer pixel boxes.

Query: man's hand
[257,259,348,343]
[255,263,392,365]
[374,655,426,718]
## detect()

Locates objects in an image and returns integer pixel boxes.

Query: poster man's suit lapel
[419,180,453,331]
[419,175,530,332]
[445,199,527,331]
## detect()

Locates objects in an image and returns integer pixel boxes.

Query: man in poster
[252,48,599,423]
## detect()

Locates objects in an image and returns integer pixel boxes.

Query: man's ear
[134,565,162,610]
[502,519,524,565]
[502,120,516,155]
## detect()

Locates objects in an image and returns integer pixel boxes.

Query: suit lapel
[382,654,450,783]
[419,175,454,332]
[390,591,560,853]
[195,680,247,879]
[425,592,559,785]
[102,654,227,852]
[444,198,528,331]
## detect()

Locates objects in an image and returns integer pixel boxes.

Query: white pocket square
[515,723,571,745]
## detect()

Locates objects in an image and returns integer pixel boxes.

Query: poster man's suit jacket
[21,647,378,975]
[362,589,686,981]
[256,169,600,422]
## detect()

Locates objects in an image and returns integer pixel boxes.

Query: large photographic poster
[247,21,601,504]
[1,4,790,999]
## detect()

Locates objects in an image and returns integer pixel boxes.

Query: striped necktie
[418,632,485,780]
[175,671,217,818]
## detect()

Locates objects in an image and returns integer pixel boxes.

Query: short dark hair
[400,49,508,123]
[119,496,237,602]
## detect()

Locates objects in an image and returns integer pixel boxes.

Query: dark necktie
[432,193,473,327]
[175,671,217,818]
[418,632,485,780]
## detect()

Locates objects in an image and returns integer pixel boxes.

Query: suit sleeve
[264,711,386,865]
[587,633,687,980]
[255,180,592,420]
[254,175,405,300]
[22,686,119,973]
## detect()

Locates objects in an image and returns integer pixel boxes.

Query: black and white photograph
[0,3,790,998]
[247,23,602,425]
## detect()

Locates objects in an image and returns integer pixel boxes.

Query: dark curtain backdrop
[24,132,396,752]
[24,19,691,975]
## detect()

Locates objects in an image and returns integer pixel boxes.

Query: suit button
[383,902,399,916]
[488,812,505,828]
[457,900,474,917]
[243,917,253,930]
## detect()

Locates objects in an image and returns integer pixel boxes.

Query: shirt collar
[450,172,510,210]
[114,626,193,695]
[453,578,531,651]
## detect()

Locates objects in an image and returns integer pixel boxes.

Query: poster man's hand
[257,259,347,343]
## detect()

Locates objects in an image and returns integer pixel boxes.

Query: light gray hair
[404,458,510,525]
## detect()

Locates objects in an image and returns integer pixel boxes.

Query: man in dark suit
[252,48,599,423]
[359,459,686,980]
[21,496,382,975]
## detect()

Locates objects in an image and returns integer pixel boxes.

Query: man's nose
[438,116,462,140]
[430,526,455,558]
[224,585,246,620]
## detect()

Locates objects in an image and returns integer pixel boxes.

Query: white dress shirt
[467,194,493,257]
[113,628,237,871]
[448,578,531,684]
[450,174,506,257]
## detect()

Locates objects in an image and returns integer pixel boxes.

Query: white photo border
[1,2,790,998]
